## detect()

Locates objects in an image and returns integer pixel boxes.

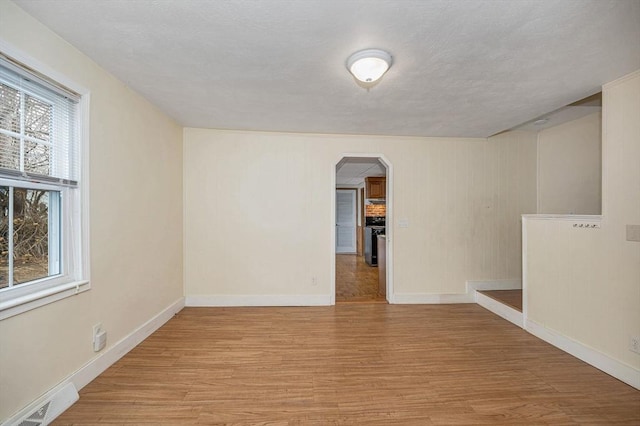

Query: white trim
[2,297,184,425]
[1,382,78,426]
[525,318,640,390]
[0,40,90,97]
[522,216,529,324]
[536,130,540,213]
[466,279,522,292]
[393,293,473,304]
[78,92,91,284]
[0,41,92,321]
[0,280,90,320]
[521,214,602,221]
[72,297,184,389]
[475,291,524,328]
[392,279,522,305]
[186,294,331,307]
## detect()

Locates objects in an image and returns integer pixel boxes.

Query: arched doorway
[331,154,393,304]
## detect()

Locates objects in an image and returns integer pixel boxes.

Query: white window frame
[0,44,90,321]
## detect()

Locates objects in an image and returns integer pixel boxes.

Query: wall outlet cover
[626,225,640,242]
[92,323,102,339]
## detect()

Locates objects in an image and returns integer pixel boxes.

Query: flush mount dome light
[346,49,392,83]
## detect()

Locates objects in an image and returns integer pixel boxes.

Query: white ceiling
[13,0,640,138]
[336,157,386,186]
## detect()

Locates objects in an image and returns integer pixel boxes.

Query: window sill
[0,280,90,321]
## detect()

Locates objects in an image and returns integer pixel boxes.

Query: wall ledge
[522,214,602,221]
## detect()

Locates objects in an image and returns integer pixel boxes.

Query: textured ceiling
[337,157,386,185]
[13,0,640,138]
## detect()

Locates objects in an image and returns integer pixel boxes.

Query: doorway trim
[330,153,394,304]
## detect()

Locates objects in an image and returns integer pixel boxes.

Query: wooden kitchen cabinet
[365,177,386,199]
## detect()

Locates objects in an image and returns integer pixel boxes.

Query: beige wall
[183,129,537,299]
[538,112,602,215]
[0,1,183,420]
[525,71,640,369]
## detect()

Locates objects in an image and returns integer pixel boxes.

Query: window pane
[13,188,50,285]
[0,82,20,134]
[0,133,20,171]
[0,186,8,289]
[23,140,51,175]
[24,94,52,143]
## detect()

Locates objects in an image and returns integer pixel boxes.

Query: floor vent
[10,383,78,426]
[16,401,48,425]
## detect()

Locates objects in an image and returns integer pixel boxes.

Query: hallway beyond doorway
[335,254,386,303]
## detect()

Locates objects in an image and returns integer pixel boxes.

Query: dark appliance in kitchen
[364,216,385,266]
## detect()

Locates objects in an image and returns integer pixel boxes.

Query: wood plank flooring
[53,304,640,425]
[477,289,523,312]
[335,254,385,303]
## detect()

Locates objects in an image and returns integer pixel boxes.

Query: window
[0,53,88,320]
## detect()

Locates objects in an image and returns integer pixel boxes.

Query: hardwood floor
[478,289,523,312]
[54,304,639,425]
[335,254,385,303]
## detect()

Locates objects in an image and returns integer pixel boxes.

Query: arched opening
[331,154,393,304]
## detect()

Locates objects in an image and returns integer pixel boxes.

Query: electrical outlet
[630,336,640,354]
[311,277,318,286]
[92,323,107,352]
[92,323,102,339]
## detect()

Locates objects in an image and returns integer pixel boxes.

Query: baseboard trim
[3,297,185,425]
[72,297,185,390]
[475,291,523,328]
[466,279,522,292]
[1,382,78,426]
[526,318,640,390]
[392,279,522,305]
[393,293,473,304]
[185,294,331,307]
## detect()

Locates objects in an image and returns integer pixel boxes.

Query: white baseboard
[392,293,473,304]
[186,294,331,307]
[526,318,640,390]
[392,279,522,305]
[72,297,185,389]
[475,291,523,328]
[466,279,522,292]
[3,297,185,425]
[1,382,78,426]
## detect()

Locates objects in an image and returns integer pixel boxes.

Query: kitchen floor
[335,254,386,303]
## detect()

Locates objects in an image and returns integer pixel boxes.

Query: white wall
[183,129,537,303]
[0,1,184,420]
[538,112,602,214]
[524,71,640,378]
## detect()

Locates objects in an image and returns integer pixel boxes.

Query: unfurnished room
[0,0,639,424]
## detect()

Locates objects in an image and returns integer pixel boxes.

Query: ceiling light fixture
[346,49,392,84]
[533,118,549,126]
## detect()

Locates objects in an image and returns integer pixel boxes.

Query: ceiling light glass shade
[346,49,392,83]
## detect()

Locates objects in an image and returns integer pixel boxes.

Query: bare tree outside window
[0,82,55,288]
